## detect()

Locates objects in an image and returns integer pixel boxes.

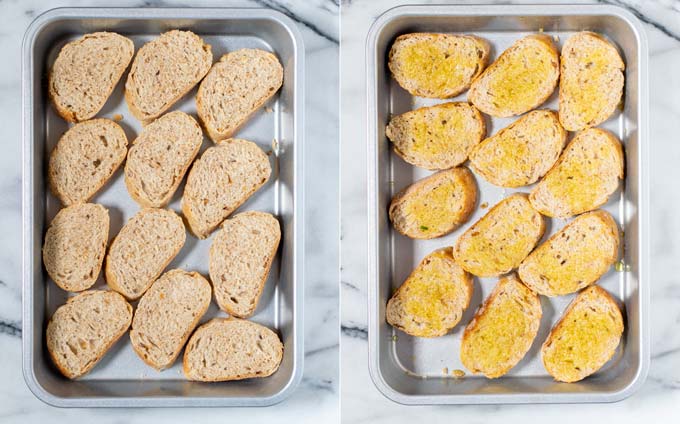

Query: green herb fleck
[420,225,429,231]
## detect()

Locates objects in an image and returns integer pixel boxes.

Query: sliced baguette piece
[453,193,545,277]
[460,274,542,378]
[386,248,473,338]
[183,318,283,382]
[46,290,132,379]
[468,34,560,117]
[49,32,134,122]
[197,49,283,142]
[130,269,211,370]
[559,31,625,131]
[209,211,281,318]
[124,111,203,207]
[48,119,128,206]
[125,30,212,123]
[105,208,185,300]
[541,286,624,382]
[42,203,109,292]
[385,102,485,170]
[182,139,271,239]
[529,128,624,218]
[388,33,490,98]
[389,167,477,239]
[469,110,567,187]
[519,210,619,296]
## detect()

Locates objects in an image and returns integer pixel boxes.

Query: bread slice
[460,274,542,378]
[182,139,271,239]
[105,208,185,300]
[46,290,132,379]
[130,269,211,370]
[209,211,281,318]
[388,33,490,98]
[124,111,203,207]
[468,34,560,117]
[125,30,212,123]
[529,128,624,218]
[559,31,625,131]
[386,248,473,338]
[48,119,128,205]
[183,318,283,382]
[385,102,485,170]
[453,193,545,277]
[541,286,624,382]
[49,32,134,122]
[469,110,567,187]
[197,49,283,142]
[42,203,109,292]
[389,167,477,239]
[519,211,619,296]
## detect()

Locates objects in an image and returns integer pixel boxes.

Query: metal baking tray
[22,7,304,407]
[367,4,649,404]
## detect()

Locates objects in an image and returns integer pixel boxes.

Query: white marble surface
[341,0,680,422]
[0,0,338,422]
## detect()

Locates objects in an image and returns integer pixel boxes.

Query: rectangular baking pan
[367,4,649,404]
[22,7,304,407]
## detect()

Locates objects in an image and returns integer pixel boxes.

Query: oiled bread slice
[453,193,545,277]
[469,110,567,187]
[130,269,211,370]
[42,203,109,292]
[49,32,134,122]
[385,102,485,170]
[197,49,283,142]
[559,31,625,131]
[389,167,477,239]
[468,34,560,117]
[519,210,619,296]
[48,119,128,205]
[183,318,283,381]
[386,248,473,338]
[541,286,624,382]
[388,33,490,98]
[46,290,132,379]
[529,128,624,218]
[125,30,212,123]
[105,208,186,300]
[209,211,281,318]
[124,111,203,207]
[182,139,271,239]
[460,274,541,378]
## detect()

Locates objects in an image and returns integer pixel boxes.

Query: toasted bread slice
[385,102,485,170]
[183,318,283,381]
[529,128,624,218]
[388,33,490,98]
[389,167,477,239]
[124,111,203,207]
[386,248,473,338]
[469,110,567,187]
[541,286,624,382]
[48,119,128,206]
[46,290,132,379]
[559,31,625,131]
[453,193,545,277]
[460,274,542,378]
[197,49,283,142]
[468,34,560,117]
[519,211,619,296]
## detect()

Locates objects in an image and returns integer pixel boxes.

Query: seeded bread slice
[46,290,132,379]
[48,119,128,206]
[197,49,283,142]
[183,318,283,382]
[49,32,134,122]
